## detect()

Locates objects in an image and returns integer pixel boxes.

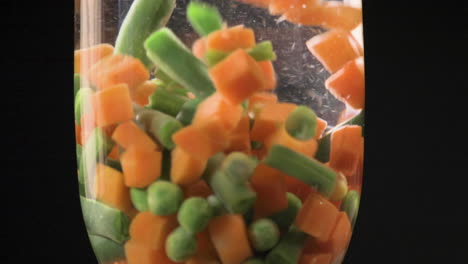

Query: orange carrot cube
[112,120,158,151]
[315,117,328,140]
[124,239,177,264]
[329,125,363,177]
[172,125,225,160]
[120,146,162,188]
[74,43,114,74]
[206,25,256,52]
[132,80,158,106]
[269,0,320,15]
[171,147,208,186]
[265,126,318,157]
[209,49,266,105]
[250,102,297,141]
[258,61,277,91]
[225,114,251,154]
[251,164,288,218]
[183,180,213,199]
[93,84,134,127]
[129,212,178,250]
[316,212,352,261]
[306,29,361,73]
[248,92,278,115]
[325,56,365,110]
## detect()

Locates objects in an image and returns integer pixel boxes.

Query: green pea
[147,181,183,215]
[178,197,213,233]
[248,219,280,252]
[165,227,197,262]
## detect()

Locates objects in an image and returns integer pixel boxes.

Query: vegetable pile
[74,0,364,263]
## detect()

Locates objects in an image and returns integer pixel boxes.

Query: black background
[4,0,467,263]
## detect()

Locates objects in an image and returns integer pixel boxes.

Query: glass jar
[74,0,364,263]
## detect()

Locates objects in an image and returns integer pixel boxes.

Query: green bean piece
[248,219,280,252]
[340,190,360,228]
[187,1,223,36]
[315,110,364,162]
[176,98,203,126]
[204,49,228,67]
[178,197,213,233]
[144,28,216,98]
[285,106,317,141]
[207,194,227,217]
[209,171,256,214]
[147,86,188,117]
[244,258,265,264]
[158,119,183,149]
[263,145,337,198]
[154,67,175,84]
[88,234,126,263]
[80,196,130,244]
[115,0,176,68]
[136,108,183,149]
[201,152,226,183]
[269,193,302,231]
[147,181,183,215]
[154,68,188,95]
[221,152,258,183]
[74,73,81,97]
[247,41,277,61]
[74,87,93,126]
[166,226,198,262]
[130,188,149,212]
[265,227,308,264]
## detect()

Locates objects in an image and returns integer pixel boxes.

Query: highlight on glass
[74,0,364,263]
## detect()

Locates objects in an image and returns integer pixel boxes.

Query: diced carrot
[171,147,208,186]
[250,102,297,141]
[87,54,149,91]
[209,214,253,264]
[74,43,114,74]
[258,61,277,91]
[306,29,361,73]
[264,126,318,157]
[315,117,328,140]
[251,164,288,218]
[237,0,271,8]
[300,253,333,264]
[183,180,213,199]
[192,38,207,59]
[247,92,278,115]
[112,120,158,151]
[93,84,134,127]
[325,57,365,110]
[191,230,219,261]
[172,125,225,160]
[75,123,82,145]
[283,2,362,31]
[209,49,266,105]
[94,163,133,215]
[330,200,342,209]
[206,25,256,52]
[124,239,177,264]
[120,145,162,188]
[193,93,244,143]
[336,106,360,124]
[108,145,120,160]
[185,256,220,264]
[350,23,364,54]
[225,114,251,154]
[295,192,339,240]
[103,123,119,138]
[132,80,158,106]
[269,0,320,15]
[316,212,352,261]
[283,173,314,202]
[329,125,363,177]
[129,212,178,250]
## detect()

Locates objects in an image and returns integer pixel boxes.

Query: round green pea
[130,188,148,212]
[178,197,213,233]
[147,181,183,215]
[248,218,280,252]
[165,227,197,262]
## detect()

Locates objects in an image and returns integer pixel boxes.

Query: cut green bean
[207,194,227,217]
[136,108,183,149]
[248,219,280,252]
[154,68,188,96]
[74,73,81,97]
[221,152,258,183]
[209,171,256,214]
[166,226,198,262]
[147,86,188,117]
[130,188,148,212]
[115,0,176,68]
[204,49,228,67]
[74,87,93,126]
[285,106,317,140]
[176,98,203,126]
[187,1,223,36]
[80,196,130,244]
[269,192,302,231]
[263,145,337,198]
[265,227,308,264]
[247,41,277,61]
[178,197,213,233]
[145,28,215,98]
[341,190,360,228]
[315,110,364,162]
[147,181,183,215]
[201,152,226,183]
[244,258,265,264]
[88,234,126,263]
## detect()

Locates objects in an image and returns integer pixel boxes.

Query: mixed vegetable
[74,0,364,263]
